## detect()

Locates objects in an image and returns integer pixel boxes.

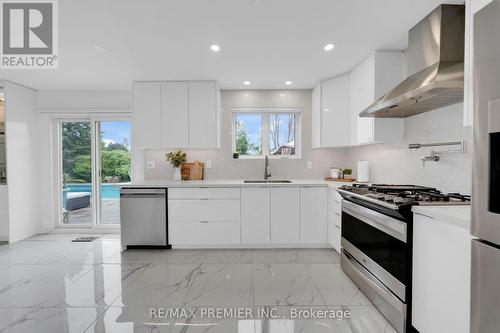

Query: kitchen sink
[244,180,292,183]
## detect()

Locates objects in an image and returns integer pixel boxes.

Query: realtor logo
[0,0,58,69]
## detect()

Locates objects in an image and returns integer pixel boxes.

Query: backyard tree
[62,122,91,180]
[63,122,131,183]
[235,122,260,155]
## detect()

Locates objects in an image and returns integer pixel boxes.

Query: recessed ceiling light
[323,43,335,52]
[243,81,251,86]
[210,44,221,52]
[285,81,292,85]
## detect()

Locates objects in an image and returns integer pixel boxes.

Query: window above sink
[232,107,301,159]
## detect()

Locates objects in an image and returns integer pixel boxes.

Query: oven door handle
[342,200,407,243]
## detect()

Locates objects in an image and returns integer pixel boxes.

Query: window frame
[231,109,301,160]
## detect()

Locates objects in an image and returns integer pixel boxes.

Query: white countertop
[117,179,337,188]
[412,205,471,230]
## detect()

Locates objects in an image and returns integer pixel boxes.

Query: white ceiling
[1,0,461,91]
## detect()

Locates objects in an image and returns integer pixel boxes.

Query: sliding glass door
[61,121,94,225]
[59,119,131,227]
[97,121,131,225]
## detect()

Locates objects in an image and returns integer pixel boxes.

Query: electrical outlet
[146,161,156,169]
[306,161,313,169]
[205,160,213,169]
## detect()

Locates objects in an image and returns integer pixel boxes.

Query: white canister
[330,167,342,179]
[357,160,370,183]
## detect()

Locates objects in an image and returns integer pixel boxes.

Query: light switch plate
[146,161,156,169]
[307,161,313,169]
[205,160,213,169]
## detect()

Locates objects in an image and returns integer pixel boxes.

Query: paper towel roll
[357,160,370,183]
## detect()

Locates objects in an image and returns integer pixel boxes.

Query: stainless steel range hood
[360,4,465,118]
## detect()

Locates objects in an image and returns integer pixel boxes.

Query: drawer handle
[199,198,209,201]
[414,212,434,219]
[200,220,209,223]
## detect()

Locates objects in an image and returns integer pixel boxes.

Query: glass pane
[235,114,262,156]
[269,113,296,156]
[61,122,93,224]
[99,121,131,225]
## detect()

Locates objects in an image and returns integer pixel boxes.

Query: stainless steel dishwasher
[120,187,170,249]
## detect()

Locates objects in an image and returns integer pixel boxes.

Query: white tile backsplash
[347,103,472,194]
[143,90,349,180]
[142,90,471,194]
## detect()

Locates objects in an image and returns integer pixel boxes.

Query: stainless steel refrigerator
[471,1,500,332]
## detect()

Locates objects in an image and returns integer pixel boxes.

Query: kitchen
[0,0,497,332]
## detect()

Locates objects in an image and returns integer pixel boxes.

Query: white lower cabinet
[170,222,240,245]
[169,185,329,247]
[168,188,241,246]
[327,187,342,252]
[270,187,300,244]
[300,187,327,244]
[241,187,271,244]
[169,199,240,222]
[412,213,472,333]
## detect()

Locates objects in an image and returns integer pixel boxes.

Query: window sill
[234,155,301,160]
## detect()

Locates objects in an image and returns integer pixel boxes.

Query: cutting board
[181,162,205,180]
[324,177,356,182]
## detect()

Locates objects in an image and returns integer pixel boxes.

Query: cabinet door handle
[335,212,341,216]
[334,225,341,229]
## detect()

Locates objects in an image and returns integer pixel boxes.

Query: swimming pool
[65,183,120,199]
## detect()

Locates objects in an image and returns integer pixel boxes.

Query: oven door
[341,199,408,301]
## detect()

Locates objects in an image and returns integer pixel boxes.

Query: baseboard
[172,244,332,249]
[51,228,120,234]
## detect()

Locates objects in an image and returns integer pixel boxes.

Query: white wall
[37,90,132,113]
[4,81,41,242]
[347,103,472,194]
[0,186,8,241]
[143,89,349,180]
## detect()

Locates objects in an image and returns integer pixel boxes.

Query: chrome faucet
[264,155,272,180]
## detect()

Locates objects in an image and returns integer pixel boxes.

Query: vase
[173,167,182,181]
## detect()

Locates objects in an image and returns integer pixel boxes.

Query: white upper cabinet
[133,81,220,150]
[464,0,493,127]
[312,83,321,148]
[350,51,406,145]
[188,81,219,148]
[312,51,405,147]
[161,82,189,147]
[133,82,162,149]
[312,74,351,148]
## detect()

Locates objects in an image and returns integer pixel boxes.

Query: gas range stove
[337,183,470,211]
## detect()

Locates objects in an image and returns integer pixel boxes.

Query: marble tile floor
[0,233,397,333]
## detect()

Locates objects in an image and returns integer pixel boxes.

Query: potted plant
[343,168,352,179]
[166,150,187,181]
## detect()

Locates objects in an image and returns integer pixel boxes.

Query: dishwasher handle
[120,188,166,196]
